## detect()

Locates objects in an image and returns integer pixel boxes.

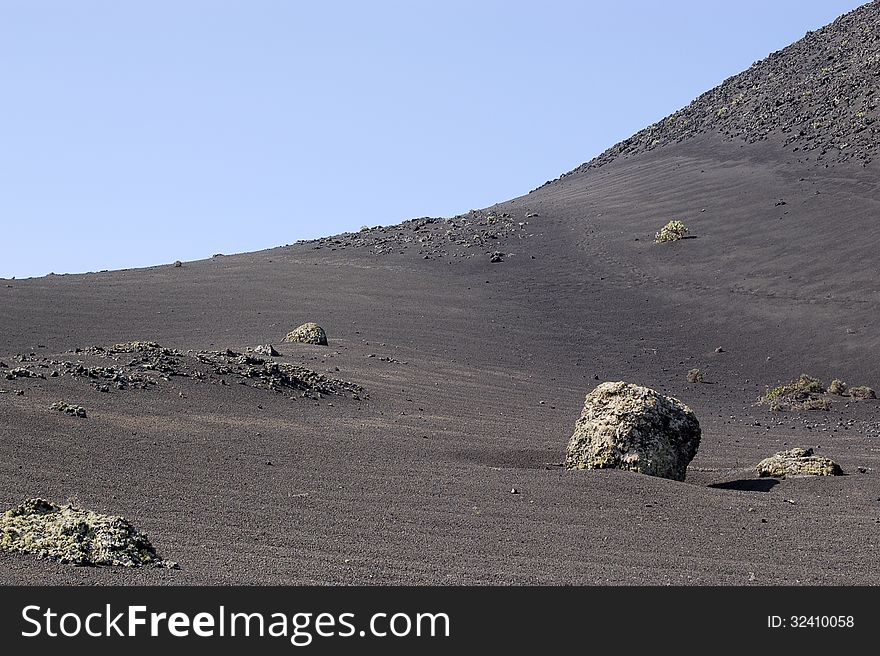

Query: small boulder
[282,323,328,346]
[756,447,842,477]
[565,381,701,481]
[254,344,280,357]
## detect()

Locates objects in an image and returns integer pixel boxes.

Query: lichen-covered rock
[756,448,842,478]
[282,322,328,346]
[0,498,174,567]
[565,381,701,481]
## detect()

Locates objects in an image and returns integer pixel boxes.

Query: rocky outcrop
[565,381,701,481]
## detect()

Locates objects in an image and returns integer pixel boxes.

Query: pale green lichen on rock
[755,447,842,478]
[281,322,328,346]
[654,220,689,243]
[0,498,174,568]
[565,381,701,482]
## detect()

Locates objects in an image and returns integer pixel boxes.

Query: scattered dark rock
[4,367,45,380]
[300,209,534,262]
[3,340,364,400]
[49,401,87,418]
[200,349,363,398]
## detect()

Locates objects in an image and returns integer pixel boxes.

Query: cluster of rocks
[545,1,880,186]
[0,498,173,568]
[197,348,364,399]
[49,401,87,418]
[3,366,45,381]
[564,381,850,484]
[0,339,364,401]
[301,209,535,262]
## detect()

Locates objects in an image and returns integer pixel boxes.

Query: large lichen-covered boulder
[565,381,701,481]
[281,322,328,346]
[756,448,842,478]
[0,498,173,567]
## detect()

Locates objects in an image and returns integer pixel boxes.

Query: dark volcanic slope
[556,0,880,178]
[2,6,880,586]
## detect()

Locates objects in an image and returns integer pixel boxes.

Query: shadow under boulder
[709,479,780,493]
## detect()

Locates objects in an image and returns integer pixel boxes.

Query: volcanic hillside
[1,2,879,585]
[557,0,880,175]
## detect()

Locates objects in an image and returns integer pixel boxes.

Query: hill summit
[561,1,880,177]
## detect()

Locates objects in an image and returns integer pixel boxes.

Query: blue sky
[1,0,866,278]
